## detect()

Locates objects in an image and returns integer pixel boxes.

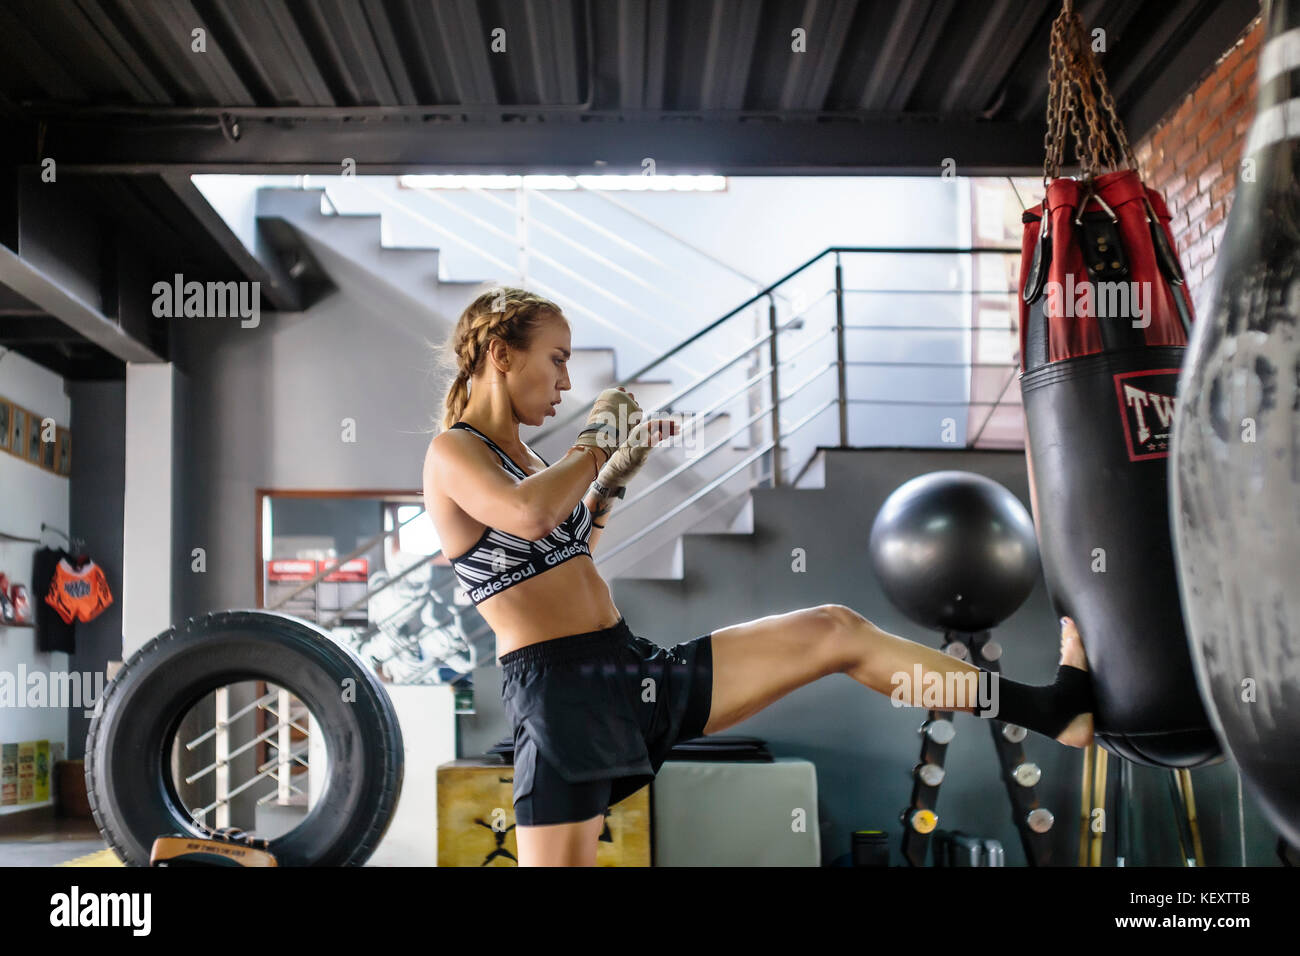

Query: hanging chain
[1042,1,1139,187]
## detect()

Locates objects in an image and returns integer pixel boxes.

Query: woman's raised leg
[705,603,1093,747]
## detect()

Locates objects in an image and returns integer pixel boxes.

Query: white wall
[121,364,176,658]
[0,349,70,813]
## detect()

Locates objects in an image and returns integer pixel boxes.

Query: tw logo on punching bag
[1113,369,1180,461]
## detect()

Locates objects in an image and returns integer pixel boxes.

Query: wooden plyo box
[436,758,650,866]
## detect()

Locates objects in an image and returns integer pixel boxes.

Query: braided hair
[436,287,563,432]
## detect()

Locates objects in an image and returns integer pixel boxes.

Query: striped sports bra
[444,422,594,606]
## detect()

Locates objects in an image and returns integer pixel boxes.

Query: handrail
[534,244,1019,442]
[184,689,281,749]
[614,361,838,516]
[595,397,837,563]
[601,309,808,422]
[648,325,835,432]
[191,744,311,815]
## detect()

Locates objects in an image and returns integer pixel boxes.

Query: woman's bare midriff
[482,555,622,661]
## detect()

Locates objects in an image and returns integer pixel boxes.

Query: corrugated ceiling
[0,0,1261,174]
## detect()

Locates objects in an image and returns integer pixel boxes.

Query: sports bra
[443,421,594,606]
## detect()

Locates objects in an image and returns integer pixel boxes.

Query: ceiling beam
[0,315,87,342]
[0,243,162,363]
[17,114,1048,176]
[157,171,303,311]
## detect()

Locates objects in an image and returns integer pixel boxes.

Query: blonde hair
[435,287,563,431]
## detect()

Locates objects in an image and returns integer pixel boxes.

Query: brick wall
[1132,13,1263,308]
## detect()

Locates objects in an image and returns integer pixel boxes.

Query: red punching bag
[1017,5,1220,768]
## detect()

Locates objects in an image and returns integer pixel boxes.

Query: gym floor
[0,816,111,867]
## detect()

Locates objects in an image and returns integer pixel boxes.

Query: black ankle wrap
[978,664,1095,739]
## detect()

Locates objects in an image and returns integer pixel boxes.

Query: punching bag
[1017,4,1220,768]
[1171,0,1300,847]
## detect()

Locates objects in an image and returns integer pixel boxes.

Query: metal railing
[182,685,310,830]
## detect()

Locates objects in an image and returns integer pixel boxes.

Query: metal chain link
[1042,2,1138,186]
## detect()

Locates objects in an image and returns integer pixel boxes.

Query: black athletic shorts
[499,616,713,826]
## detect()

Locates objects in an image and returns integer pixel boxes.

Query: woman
[423,287,1095,867]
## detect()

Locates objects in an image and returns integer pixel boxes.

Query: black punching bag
[1171,0,1300,847]
[1018,5,1220,767]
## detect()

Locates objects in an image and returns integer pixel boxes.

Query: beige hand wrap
[571,387,642,474]
[592,420,659,502]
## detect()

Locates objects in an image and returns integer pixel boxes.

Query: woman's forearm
[584,487,619,552]
[521,446,604,533]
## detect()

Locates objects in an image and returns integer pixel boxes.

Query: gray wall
[66,381,126,760]
[171,286,443,615]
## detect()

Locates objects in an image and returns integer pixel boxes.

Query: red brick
[1150,160,1176,188]
[1203,202,1228,232]
[1177,177,1200,207]
[1230,56,1256,94]
[1192,79,1214,108]
[1208,126,1237,162]
[1241,19,1263,55]
[1163,171,1188,198]
[1224,141,1245,175]
[1196,115,1224,148]
[1222,89,1252,125]
[1173,136,1199,168]
[1186,189,1212,223]
[1219,46,1243,83]
[1198,161,1222,193]
[1207,80,1232,111]
[1208,50,1234,87]
[1188,150,1213,184]
[1153,125,1173,153]
[1207,221,1227,251]
[1210,173,1237,204]
[1186,232,1215,268]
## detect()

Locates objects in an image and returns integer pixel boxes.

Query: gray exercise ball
[869,471,1040,632]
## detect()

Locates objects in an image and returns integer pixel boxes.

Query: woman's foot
[1054,616,1095,748]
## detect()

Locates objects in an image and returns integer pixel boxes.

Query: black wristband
[593,479,626,500]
